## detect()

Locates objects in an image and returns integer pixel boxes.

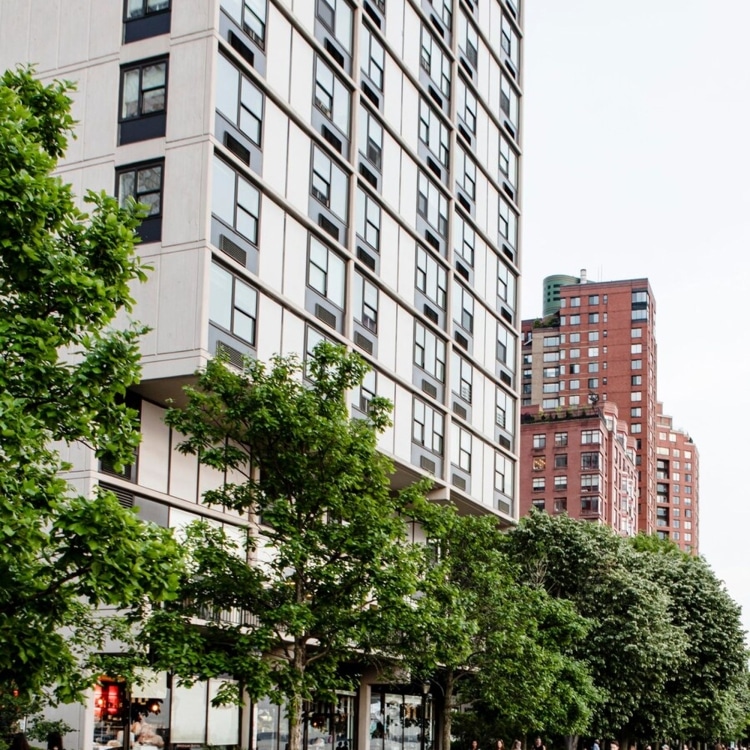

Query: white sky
[521,0,750,631]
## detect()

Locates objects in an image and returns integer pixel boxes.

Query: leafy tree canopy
[142,344,431,750]
[0,67,181,703]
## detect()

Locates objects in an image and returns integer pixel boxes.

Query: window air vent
[503,182,515,201]
[457,193,471,212]
[224,132,250,165]
[219,234,248,266]
[427,156,442,179]
[423,305,439,324]
[421,379,438,399]
[99,482,135,509]
[458,124,472,144]
[456,262,469,280]
[504,121,517,141]
[428,86,443,108]
[363,2,382,28]
[324,39,345,68]
[425,231,440,251]
[459,57,474,78]
[501,306,513,324]
[499,370,512,386]
[461,0,475,14]
[315,304,337,329]
[420,455,436,474]
[455,331,469,349]
[498,435,511,450]
[354,331,373,354]
[362,81,380,106]
[503,244,515,263]
[453,402,467,420]
[228,31,255,67]
[430,15,444,37]
[322,126,343,154]
[216,340,245,368]
[359,162,378,188]
[497,499,511,516]
[504,60,517,80]
[318,213,340,241]
[357,246,376,270]
[452,474,467,491]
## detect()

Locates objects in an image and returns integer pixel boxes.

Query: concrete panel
[392,384,413,463]
[156,248,204,353]
[167,38,213,142]
[162,142,208,245]
[285,123,310,214]
[257,198,285,293]
[262,102,289,196]
[288,31,313,123]
[138,401,171,494]
[169,434,199,502]
[394,305,413,381]
[397,152,417,229]
[255,294,283,362]
[281,213,307,306]
[266,6,291,103]
[376,294,397,372]
[378,211,400,291]
[82,62,119,161]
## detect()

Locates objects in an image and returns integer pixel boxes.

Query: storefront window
[369,691,432,750]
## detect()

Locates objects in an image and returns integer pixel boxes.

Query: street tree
[503,512,687,742]
[0,67,182,702]
[627,534,750,742]
[403,509,596,750]
[142,344,431,750]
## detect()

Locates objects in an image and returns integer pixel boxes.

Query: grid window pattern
[419,99,449,167]
[500,74,519,127]
[311,146,348,220]
[499,195,518,247]
[417,171,449,237]
[499,133,517,187]
[212,155,260,243]
[413,399,444,456]
[210,262,258,345]
[126,0,169,19]
[420,27,451,98]
[358,106,383,169]
[316,0,353,53]
[314,57,350,135]
[452,353,473,403]
[415,322,446,382]
[356,188,381,251]
[416,247,447,309]
[456,427,472,472]
[118,162,163,216]
[216,53,263,144]
[354,273,378,332]
[360,25,384,90]
[308,236,345,308]
[121,59,167,119]
[456,149,476,200]
[459,79,477,133]
[458,13,478,69]
[453,283,474,334]
[453,215,475,267]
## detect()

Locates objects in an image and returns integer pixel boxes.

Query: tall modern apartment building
[520,273,699,555]
[0,0,523,748]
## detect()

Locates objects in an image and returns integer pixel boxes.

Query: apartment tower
[0,0,523,748]
[522,275,664,537]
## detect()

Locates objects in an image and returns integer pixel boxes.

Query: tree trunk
[564,735,578,750]
[441,670,456,750]
[287,639,306,750]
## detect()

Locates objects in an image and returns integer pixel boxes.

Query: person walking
[47,732,64,750]
[10,734,30,750]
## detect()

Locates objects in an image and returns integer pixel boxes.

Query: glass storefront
[369,691,433,750]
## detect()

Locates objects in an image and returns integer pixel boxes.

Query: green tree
[0,67,182,703]
[402,510,595,750]
[142,344,430,750]
[504,512,687,742]
[628,535,750,742]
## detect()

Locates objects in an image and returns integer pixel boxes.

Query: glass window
[500,13,519,67]
[427,0,452,27]
[121,59,167,120]
[453,214,475,266]
[458,13,478,68]
[210,262,258,345]
[452,353,473,403]
[311,146,349,221]
[118,162,163,216]
[581,430,601,445]
[356,187,381,251]
[458,78,477,133]
[456,427,472,472]
[500,73,518,127]
[453,283,474,334]
[358,105,383,169]
[413,398,444,455]
[496,388,514,431]
[419,98,449,167]
[456,148,476,200]
[212,155,260,243]
[308,236,345,308]
[216,54,263,145]
[415,322,446,382]
[498,195,518,247]
[555,432,568,447]
[314,57,350,135]
[316,0,353,52]
[497,259,516,307]
[416,246,447,309]
[497,323,515,370]
[354,272,378,332]
[420,26,451,97]
[126,0,170,19]
[499,132,517,187]
[532,478,545,491]
[360,25,384,90]
[417,171,449,237]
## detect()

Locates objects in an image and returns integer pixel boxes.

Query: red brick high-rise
[520,273,698,551]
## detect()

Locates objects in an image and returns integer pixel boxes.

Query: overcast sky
[521,0,750,631]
